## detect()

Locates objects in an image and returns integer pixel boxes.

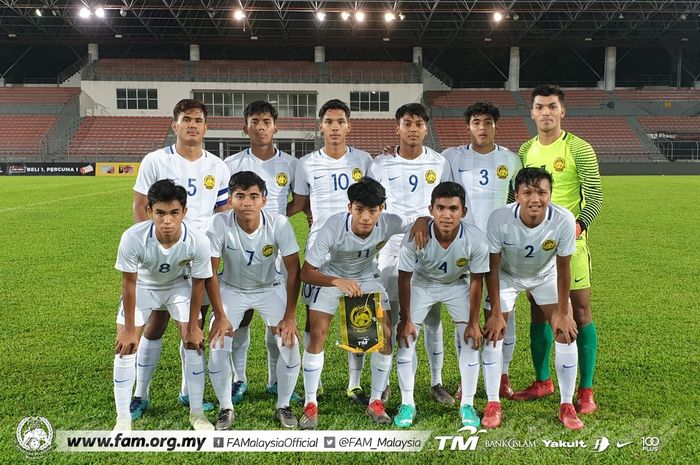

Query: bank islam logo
[435,426,486,451]
[16,416,53,458]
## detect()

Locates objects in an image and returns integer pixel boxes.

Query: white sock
[179,340,188,397]
[302,350,324,405]
[370,352,392,402]
[502,312,516,374]
[275,335,301,408]
[396,341,417,407]
[555,341,578,404]
[184,349,206,413]
[208,337,233,410]
[114,353,136,419]
[423,321,444,386]
[482,340,503,402]
[347,352,365,389]
[231,325,250,384]
[265,327,280,386]
[456,324,480,406]
[134,336,162,399]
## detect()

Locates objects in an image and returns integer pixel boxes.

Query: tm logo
[435,426,487,451]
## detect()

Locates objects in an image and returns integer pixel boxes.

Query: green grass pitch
[0,175,698,465]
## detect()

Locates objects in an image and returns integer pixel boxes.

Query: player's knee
[572,305,592,327]
[530,306,548,324]
[554,333,576,344]
[143,318,167,339]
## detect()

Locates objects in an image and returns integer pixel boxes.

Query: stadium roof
[1,1,698,47]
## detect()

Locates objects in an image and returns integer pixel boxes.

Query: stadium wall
[79,81,424,118]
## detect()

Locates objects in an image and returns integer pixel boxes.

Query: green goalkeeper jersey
[519,131,603,230]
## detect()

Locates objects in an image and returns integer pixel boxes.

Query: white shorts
[485,269,558,312]
[116,285,194,326]
[307,278,389,316]
[378,252,399,302]
[411,281,470,324]
[216,282,287,329]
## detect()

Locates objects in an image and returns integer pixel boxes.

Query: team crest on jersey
[178,258,193,266]
[275,172,288,187]
[456,257,469,267]
[553,157,566,172]
[542,239,557,251]
[350,304,373,330]
[497,165,509,179]
[425,170,437,184]
[203,175,216,190]
[262,245,275,257]
[351,168,363,182]
[375,240,387,250]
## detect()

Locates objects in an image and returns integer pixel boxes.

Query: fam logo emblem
[542,239,557,251]
[275,172,288,187]
[496,165,509,179]
[262,245,275,257]
[204,175,216,190]
[351,168,363,182]
[425,170,437,184]
[456,257,469,267]
[350,305,373,330]
[376,240,387,250]
[16,416,53,458]
[553,157,566,172]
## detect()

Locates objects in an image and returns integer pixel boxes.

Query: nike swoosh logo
[314,175,325,180]
[137,362,153,367]
[432,351,444,356]
[483,361,497,366]
[226,245,236,250]
[209,370,222,374]
[575,277,585,283]
[192,370,205,375]
[503,241,515,245]
[114,378,131,384]
[563,364,576,369]
[458,168,470,172]
[397,360,411,365]
[616,441,633,448]
[287,363,301,369]
[377,368,388,372]
[468,362,479,367]
[303,367,320,372]
[503,341,515,346]
[388,176,399,181]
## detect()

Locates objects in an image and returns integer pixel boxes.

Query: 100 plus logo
[434,426,486,451]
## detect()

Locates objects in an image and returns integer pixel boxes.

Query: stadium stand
[345,118,398,155]
[66,116,170,160]
[206,117,317,132]
[0,87,80,105]
[561,117,647,159]
[0,115,58,159]
[520,89,611,107]
[424,90,518,109]
[615,89,700,101]
[638,116,700,138]
[192,60,318,82]
[432,117,531,152]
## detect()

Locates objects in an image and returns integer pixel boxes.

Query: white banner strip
[55,430,431,453]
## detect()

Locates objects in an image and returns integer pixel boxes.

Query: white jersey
[399,220,490,285]
[207,210,299,290]
[369,147,449,256]
[224,148,297,215]
[134,145,230,232]
[293,147,372,246]
[443,144,522,232]
[115,221,212,290]
[305,211,412,280]
[487,202,576,279]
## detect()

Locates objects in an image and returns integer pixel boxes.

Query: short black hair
[244,100,278,124]
[395,102,430,123]
[531,84,565,106]
[228,171,267,196]
[430,181,466,208]
[172,99,208,121]
[319,99,350,120]
[347,177,386,208]
[147,179,187,208]
[463,101,500,124]
[514,167,554,192]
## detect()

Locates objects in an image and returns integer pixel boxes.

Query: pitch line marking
[0,187,131,213]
